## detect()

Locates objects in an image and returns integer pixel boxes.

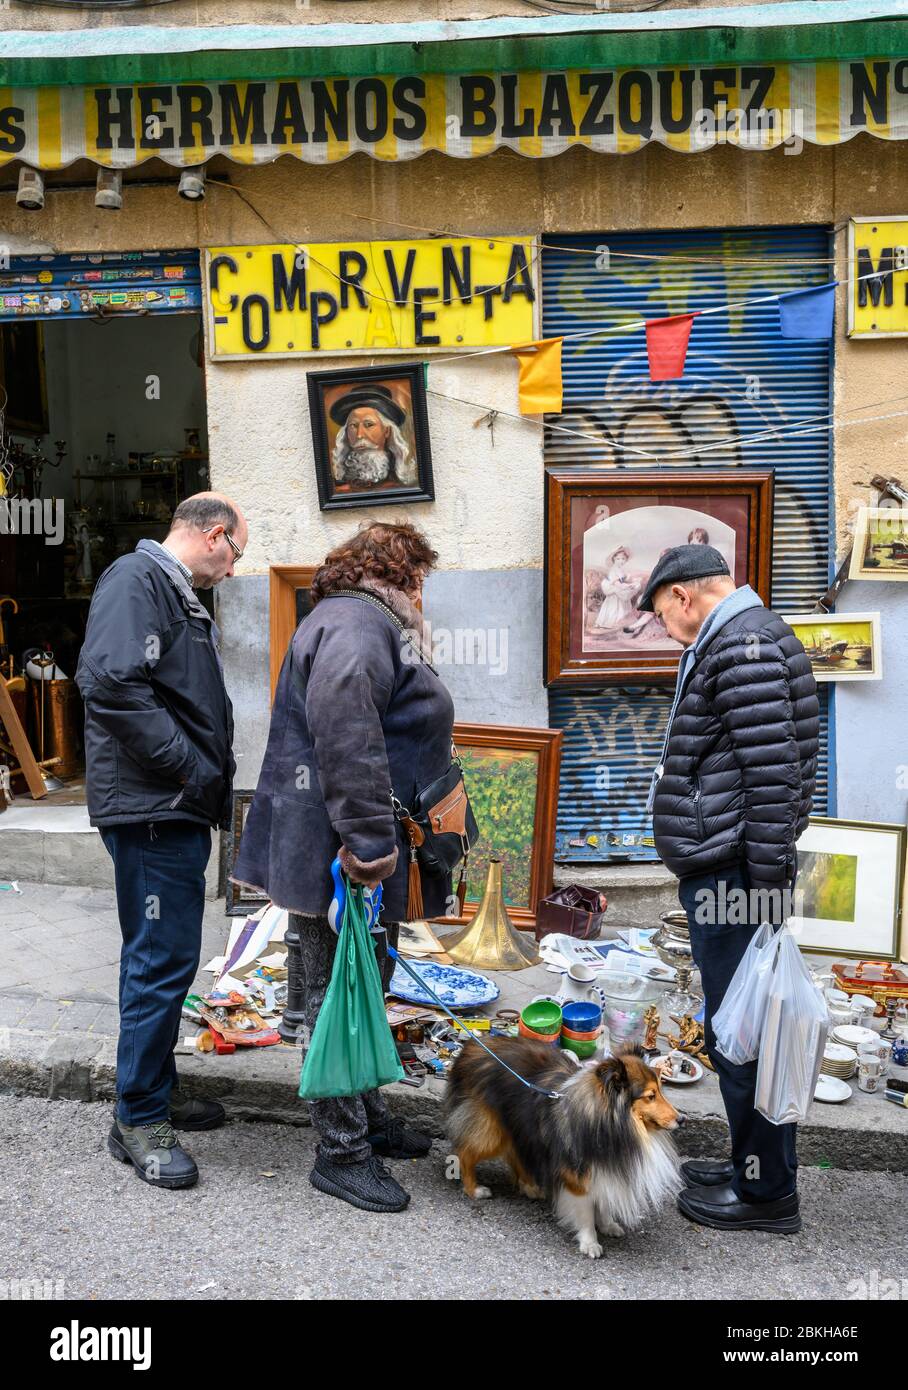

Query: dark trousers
[100,820,211,1126]
[678,865,798,1203]
[292,913,399,1165]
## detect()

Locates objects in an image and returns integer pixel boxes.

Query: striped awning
[1,4,907,168]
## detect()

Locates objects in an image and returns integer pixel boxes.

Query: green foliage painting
[460,746,539,908]
[797,850,858,923]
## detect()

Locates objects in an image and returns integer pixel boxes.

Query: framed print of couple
[545,469,774,684]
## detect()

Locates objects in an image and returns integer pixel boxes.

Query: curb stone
[2,1027,907,1172]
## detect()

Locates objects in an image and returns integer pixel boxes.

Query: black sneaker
[367,1117,432,1159]
[108,1119,199,1190]
[309,1153,411,1213]
[169,1088,226,1132]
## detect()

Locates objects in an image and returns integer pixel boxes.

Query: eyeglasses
[203,525,243,562]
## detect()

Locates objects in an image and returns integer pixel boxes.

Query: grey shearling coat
[232,583,456,920]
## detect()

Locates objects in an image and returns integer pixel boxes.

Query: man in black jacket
[76,493,246,1190]
[640,544,819,1234]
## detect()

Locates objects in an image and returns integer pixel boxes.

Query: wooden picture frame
[433,722,563,931]
[545,469,774,685]
[791,817,905,960]
[307,361,434,511]
[225,790,270,916]
[783,611,883,682]
[269,565,316,701]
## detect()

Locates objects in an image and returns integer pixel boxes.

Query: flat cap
[637,543,731,612]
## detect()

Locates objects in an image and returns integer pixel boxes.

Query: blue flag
[778,282,836,339]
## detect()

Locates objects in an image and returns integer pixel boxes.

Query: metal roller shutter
[542,226,832,863]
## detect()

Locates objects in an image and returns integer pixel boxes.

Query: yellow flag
[511,337,563,415]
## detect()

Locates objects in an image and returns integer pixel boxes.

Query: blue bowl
[562,1000,602,1032]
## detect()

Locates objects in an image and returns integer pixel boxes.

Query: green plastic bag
[299,883,404,1100]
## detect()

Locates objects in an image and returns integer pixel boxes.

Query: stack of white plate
[821,1041,858,1079]
[831,1024,878,1050]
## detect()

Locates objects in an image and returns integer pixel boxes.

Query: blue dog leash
[387,947,562,1101]
[329,858,560,1099]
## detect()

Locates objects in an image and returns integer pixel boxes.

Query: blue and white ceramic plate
[388,960,500,1009]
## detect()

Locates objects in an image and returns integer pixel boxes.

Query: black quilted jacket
[652,606,819,889]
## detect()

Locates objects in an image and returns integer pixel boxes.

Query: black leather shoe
[678,1181,801,1233]
[108,1119,199,1190]
[367,1117,432,1159]
[309,1154,411,1213]
[169,1088,226,1132]
[680,1158,734,1187]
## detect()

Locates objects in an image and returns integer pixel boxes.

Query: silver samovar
[652,910,703,1016]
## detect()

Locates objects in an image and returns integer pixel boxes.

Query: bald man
[76,493,248,1190]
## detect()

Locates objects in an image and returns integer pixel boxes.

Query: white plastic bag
[712,921,780,1066]
[755,929,829,1126]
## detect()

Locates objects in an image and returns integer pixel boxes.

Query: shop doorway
[0,250,208,805]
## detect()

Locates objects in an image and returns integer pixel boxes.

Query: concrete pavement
[2,1095,907,1301]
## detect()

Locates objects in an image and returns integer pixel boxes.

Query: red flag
[645,312,699,381]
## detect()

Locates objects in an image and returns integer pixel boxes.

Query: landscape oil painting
[784,612,882,682]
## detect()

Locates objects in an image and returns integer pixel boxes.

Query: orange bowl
[518,1017,561,1045]
[561,1023,602,1043]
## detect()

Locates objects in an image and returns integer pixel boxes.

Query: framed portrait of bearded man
[307,361,434,511]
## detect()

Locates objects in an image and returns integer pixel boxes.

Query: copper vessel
[27,678,82,780]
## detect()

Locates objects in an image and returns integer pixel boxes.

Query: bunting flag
[778,282,837,339]
[511,337,564,414]
[645,313,699,382]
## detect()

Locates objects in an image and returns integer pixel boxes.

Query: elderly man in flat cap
[330,384,417,489]
[638,544,819,1234]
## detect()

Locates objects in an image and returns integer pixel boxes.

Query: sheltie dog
[446,1038,682,1259]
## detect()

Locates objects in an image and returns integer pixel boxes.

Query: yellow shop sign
[205,238,537,359]
[848,217,908,338]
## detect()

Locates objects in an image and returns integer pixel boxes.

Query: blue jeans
[678,864,798,1203]
[100,820,211,1126]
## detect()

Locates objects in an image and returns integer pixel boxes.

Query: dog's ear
[594,1057,629,1094]
[619,1043,646,1060]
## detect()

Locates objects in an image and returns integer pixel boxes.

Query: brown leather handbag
[392,747,479,919]
[534,885,608,943]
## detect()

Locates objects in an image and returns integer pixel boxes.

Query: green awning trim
[2,20,908,87]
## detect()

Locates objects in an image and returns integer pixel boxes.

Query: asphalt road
[0,1096,905,1302]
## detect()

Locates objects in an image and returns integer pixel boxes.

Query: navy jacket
[233,586,456,919]
[652,606,819,889]
[76,549,234,829]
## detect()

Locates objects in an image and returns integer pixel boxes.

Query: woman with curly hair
[233,520,454,1213]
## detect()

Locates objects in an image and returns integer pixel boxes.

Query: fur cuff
[339,843,399,884]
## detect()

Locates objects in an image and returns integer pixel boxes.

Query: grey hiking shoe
[108,1118,199,1190]
[169,1088,226,1132]
[309,1153,411,1213]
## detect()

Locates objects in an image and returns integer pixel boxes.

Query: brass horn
[444,858,539,970]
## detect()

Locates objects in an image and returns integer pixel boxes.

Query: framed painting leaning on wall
[790,817,905,959]
[432,722,563,931]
